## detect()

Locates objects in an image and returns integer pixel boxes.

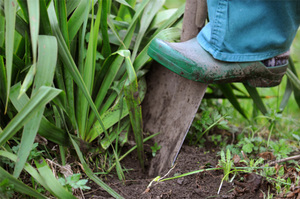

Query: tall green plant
[0,0,184,197]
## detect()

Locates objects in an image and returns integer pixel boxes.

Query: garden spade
[142,0,208,176]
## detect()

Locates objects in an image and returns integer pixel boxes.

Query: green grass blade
[87,0,151,130]
[39,0,52,35]
[55,0,77,128]
[243,84,268,115]
[100,0,111,57]
[18,0,40,97]
[133,3,185,70]
[69,133,125,199]
[27,0,39,63]
[66,0,81,17]
[19,64,35,97]
[218,84,248,119]
[0,86,61,147]
[55,0,69,44]
[35,158,76,198]
[77,1,102,138]
[87,99,129,142]
[33,36,58,90]
[0,167,47,199]
[287,57,300,108]
[0,46,25,69]
[4,0,17,113]
[131,0,165,60]
[287,68,300,90]
[67,0,91,41]
[10,83,70,146]
[116,0,132,8]
[0,56,7,101]
[279,79,293,112]
[47,1,114,158]
[87,55,124,132]
[134,27,181,71]
[15,14,30,37]
[17,0,29,22]
[100,119,130,149]
[122,52,144,169]
[0,15,4,47]
[0,150,54,195]
[13,35,58,178]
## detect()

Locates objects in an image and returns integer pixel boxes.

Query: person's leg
[147,0,300,87]
[198,0,300,62]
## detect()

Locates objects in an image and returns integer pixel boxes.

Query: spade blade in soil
[142,0,208,176]
[142,64,207,176]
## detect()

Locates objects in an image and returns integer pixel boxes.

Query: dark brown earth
[84,141,271,199]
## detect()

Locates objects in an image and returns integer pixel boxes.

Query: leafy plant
[58,174,91,192]
[237,137,266,154]
[0,0,184,197]
[12,143,44,162]
[218,149,234,182]
[188,100,231,145]
[270,139,293,159]
[150,142,161,157]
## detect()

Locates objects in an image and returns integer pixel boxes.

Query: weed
[269,139,293,159]
[218,149,234,181]
[237,136,267,154]
[58,173,91,193]
[150,143,161,157]
[12,143,44,161]
[188,100,231,146]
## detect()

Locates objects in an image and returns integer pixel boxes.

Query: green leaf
[13,35,58,178]
[123,55,144,169]
[0,86,61,147]
[279,79,293,112]
[116,0,132,8]
[68,134,125,199]
[243,84,268,115]
[4,0,17,113]
[0,15,4,47]
[0,167,47,199]
[242,143,254,154]
[27,0,39,63]
[10,83,70,146]
[218,84,248,119]
[77,1,102,138]
[35,158,76,198]
[0,56,7,101]
[131,0,165,60]
[67,0,91,41]
[287,57,300,108]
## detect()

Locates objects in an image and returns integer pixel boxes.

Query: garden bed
[83,136,298,199]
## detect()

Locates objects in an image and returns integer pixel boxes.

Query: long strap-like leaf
[0,86,61,148]
[4,0,17,113]
[13,36,58,178]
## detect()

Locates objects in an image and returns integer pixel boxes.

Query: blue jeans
[197,0,300,62]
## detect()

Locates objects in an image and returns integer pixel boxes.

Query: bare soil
[84,141,272,199]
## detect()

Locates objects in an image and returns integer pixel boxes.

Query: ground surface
[84,141,271,199]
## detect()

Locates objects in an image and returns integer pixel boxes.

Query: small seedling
[58,173,91,192]
[150,143,161,157]
[218,149,234,181]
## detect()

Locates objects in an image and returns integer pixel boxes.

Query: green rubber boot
[148,38,288,87]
